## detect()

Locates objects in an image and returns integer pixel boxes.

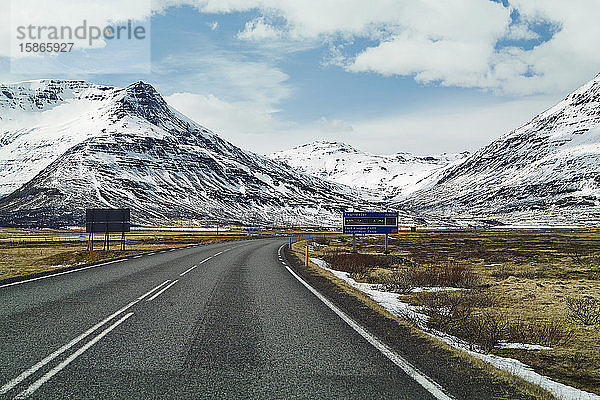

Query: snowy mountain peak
[270,141,469,198]
[0,79,101,112]
[0,79,217,197]
[400,72,600,225]
[291,140,362,155]
[0,80,372,227]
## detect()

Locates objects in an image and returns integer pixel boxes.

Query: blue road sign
[343,211,398,234]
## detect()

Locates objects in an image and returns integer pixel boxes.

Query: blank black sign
[86,208,130,233]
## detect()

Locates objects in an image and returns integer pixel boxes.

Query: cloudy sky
[1,0,599,155]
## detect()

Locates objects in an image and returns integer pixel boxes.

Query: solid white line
[180,265,197,277]
[0,300,138,395]
[137,280,171,300]
[146,280,179,301]
[278,244,453,400]
[15,313,134,399]
[0,259,124,289]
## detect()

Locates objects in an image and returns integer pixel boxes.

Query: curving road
[0,238,446,399]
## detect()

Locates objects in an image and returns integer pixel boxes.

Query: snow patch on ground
[498,342,553,351]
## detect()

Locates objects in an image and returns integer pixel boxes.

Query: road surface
[0,238,446,399]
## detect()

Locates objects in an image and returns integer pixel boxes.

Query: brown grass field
[298,228,600,397]
[0,227,281,281]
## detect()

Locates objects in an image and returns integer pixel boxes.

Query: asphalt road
[0,238,446,399]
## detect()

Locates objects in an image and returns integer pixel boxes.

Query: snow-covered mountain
[0,80,377,227]
[270,141,468,198]
[398,73,600,226]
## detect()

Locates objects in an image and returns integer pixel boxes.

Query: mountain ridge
[0,80,384,227]
[270,140,469,199]
[396,73,600,225]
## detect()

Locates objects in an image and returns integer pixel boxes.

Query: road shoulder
[282,244,552,400]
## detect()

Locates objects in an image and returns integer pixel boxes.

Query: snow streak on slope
[270,141,468,198]
[399,73,600,226]
[0,80,122,196]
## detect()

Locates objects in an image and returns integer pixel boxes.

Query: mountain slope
[270,141,468,198]
[0,80,371,227]
[398,74,600,225]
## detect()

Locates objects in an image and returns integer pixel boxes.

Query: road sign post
[86,208,131,253]
[343,211,398,254]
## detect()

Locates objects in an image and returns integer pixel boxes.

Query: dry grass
[0,227,285,281]
[304,229,600,396]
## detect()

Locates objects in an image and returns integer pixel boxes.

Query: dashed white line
[146,280,179,301]
[137,280,171,300]
[179,265,197,277]
[213,251,223,256]
[277,244,453,400]
[133,255,142,259]
[14,312,134,399]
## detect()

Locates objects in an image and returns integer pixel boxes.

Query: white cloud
[150,0,600,96]
[343,0,600,95]
[267,95,560,156]
[5,1,596,95]
[153,51,291,107]
[505,23,539,41]
[341,96,561,155]
[237,18,282,41]
[208,21,219,30]
[165,92,275,139]
[318,117,353,133]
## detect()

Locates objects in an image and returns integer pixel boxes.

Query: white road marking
[146,280,179,301]
[147,252,156,256]
[179,265,197,277]
[198,257,212,264]
[0,259,124,289]
[159,250,167,254]
[133,255,142,259]
[15,313,134,399]
[0,300,138,395]
[169,249,176,252]
[278,244,453,400]
[137,281,171,300]
[213,251,223,256]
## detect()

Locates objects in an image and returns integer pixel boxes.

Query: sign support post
[384,233,389,254]
[352,234,356,253]
[86,208,131,253]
